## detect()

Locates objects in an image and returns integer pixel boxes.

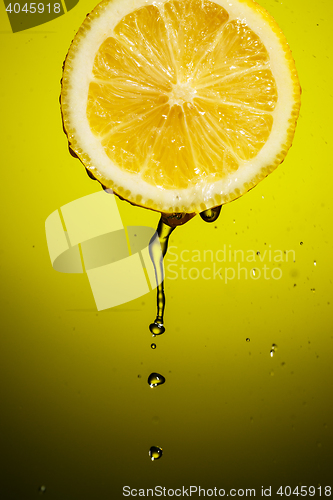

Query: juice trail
[149,218,175,335]
[149,206,222,334]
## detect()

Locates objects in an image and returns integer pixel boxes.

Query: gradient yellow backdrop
[0,0,332,498]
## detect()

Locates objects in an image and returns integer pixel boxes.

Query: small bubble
[38,486,46,494]
[270,371,274,376]
[256,251,260,256]
[246,338,250,342]
[151,343,156,349]
[314,261,317,266]
[311,288,316,293]
[300,241,303,245]
[137,374,142,378]
[148,372,166,388]
[149,446,163,461]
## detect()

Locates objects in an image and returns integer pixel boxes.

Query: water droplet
[149,446,163,461]
[148,372,166,388]
[246,338,250,342]
[151,343,156,349]
[270,343,278,357]
[200,205,222,223]
[38,486,46,494]
[314,261,317,266]
[149,322,165,335]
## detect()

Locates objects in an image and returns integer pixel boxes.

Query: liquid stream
[149,206,222,334]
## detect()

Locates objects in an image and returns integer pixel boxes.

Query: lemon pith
[61,0,301,214]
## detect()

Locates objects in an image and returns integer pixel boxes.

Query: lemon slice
[61,0,301,213]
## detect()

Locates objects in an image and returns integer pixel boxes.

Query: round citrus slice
[61,0,301,214]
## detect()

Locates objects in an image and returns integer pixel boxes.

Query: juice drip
[148,208,222,335]
[149,217,175,335]
[148,372,166,388]
[200,205,222,222]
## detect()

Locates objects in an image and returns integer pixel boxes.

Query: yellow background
[0,0,332,497]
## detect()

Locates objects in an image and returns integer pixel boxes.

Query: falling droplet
[314,261,317,266]
[149,322,165,335]
[149,446,163,461]
[148,372,166,388]
[246,338,250,342]
[38,486,46,494]
[270,350,274,357]
[252,269,257,277]
[151,343,156,349]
